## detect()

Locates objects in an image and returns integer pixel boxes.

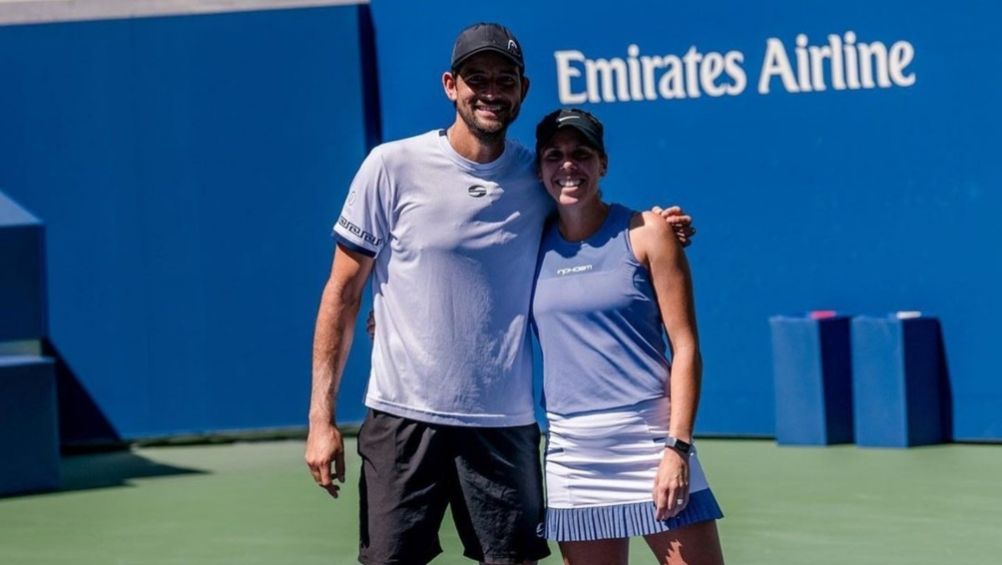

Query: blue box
[769,316,854,445]
[851,316,945,447]
[0,356,60,496]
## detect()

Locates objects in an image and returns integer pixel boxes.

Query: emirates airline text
[554,32,916,104]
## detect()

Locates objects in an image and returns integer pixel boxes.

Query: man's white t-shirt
[333,129,552,427]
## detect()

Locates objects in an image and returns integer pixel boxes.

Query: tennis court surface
[1,438,998,564]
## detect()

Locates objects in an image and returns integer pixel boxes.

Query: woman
[531,109,725,565]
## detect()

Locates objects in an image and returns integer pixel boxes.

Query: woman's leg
[558,538,630,565]
[643,520,724,565]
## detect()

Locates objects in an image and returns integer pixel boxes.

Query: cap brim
[567,127,603,152]
[452,46,523,70]
[543,123,604,153]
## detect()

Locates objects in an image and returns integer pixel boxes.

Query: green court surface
[1,438,999,564]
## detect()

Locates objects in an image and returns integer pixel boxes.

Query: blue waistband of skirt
[544,488,724,542]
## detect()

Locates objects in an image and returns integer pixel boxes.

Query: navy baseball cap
[451,23,524,72]
[535,109,606,155]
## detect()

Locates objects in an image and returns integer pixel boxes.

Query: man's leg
[449,423,550,565]
[357,410,454,565]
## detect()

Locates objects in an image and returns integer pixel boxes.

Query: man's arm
[305,244,374,499]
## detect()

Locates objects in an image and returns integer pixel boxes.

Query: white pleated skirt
[544,397,723,541]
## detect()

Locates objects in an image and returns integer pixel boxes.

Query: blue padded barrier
[0,192,46,341]
[769,315,854,445]
[0,356,60,496]
[851,316,946,448]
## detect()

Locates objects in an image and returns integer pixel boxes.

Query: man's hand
[306,244,373,500]
[653,449,690,521]
[305,421,346,498]
[652,205,696,247]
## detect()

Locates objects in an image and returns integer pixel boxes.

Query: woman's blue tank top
[531,203,670,416]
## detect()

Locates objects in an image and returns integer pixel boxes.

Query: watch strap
[665,436,692,456]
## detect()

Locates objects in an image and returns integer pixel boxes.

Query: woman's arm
[630,210,703,520]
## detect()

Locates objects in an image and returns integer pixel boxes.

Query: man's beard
[457,100,521,143]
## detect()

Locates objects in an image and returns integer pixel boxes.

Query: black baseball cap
[451,23,524,72]
[535,108,606,155]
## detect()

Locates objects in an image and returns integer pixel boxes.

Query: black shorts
[356,409,549,565]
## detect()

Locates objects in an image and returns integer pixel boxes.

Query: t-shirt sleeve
[332,148,391,257]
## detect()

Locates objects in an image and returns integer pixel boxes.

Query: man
[305,23,694,565]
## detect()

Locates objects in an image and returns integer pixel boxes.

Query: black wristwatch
[664,436,692,456]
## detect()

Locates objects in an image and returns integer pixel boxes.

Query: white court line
[0,0,366,26]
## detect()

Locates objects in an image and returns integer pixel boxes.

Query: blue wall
[2,1,999,441]
[0,5,374,441]
[369,0,1002,440]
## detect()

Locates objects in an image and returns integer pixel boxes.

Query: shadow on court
[55,449,206,493]
[0,449,206,499]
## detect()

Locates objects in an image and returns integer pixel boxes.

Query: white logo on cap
[508,39,519,53]
[557,115,577,123]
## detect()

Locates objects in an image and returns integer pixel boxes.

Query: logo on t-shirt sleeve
[337,216,383,247]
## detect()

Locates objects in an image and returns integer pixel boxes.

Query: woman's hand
[653,448,690,521]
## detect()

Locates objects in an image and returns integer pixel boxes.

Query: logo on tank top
[556,264,593,276]
[467,184,488,198]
